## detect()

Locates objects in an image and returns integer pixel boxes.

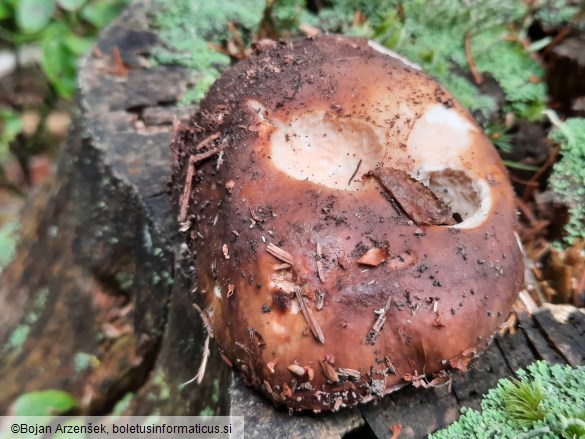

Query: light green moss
[0,220,19,272]
[547,113,585,244]
[430,361,585,439]
[151,0,265,103]
[73,352,100,374]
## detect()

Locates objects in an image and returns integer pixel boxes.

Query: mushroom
[171,35,523,412]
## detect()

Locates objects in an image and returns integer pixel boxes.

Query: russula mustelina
[171,35,523,412]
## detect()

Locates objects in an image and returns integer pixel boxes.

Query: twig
[294,287,325,344]
[178,156,197,223]
[522,146,560,201]
[183,334,210,386]
[195,132,220,151]
[464,32,483,85]
[348,159,362,186]
[227,21,246,56]
[365,295,392,344]
[316,243,325,283]
[266,243,294,265]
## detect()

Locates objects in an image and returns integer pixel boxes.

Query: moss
[4,325,30,351]
[150,368,171,400]
[198,406,215,416]
[151,0,265,103]
[111,392,134,415]
[547,114,585,244]
[430,361,585,439]
[73,352,100,374]
[0,220,19,272]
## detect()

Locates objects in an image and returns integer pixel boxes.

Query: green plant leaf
[503,160,540,171]
[0,109,23,159]
[11,389,79,416]
[40,23,78,98]
[57,0,86,11]
[64,33,94,56]
[16,0,55,34]
[80,0,127,28]
[0,0,13,20]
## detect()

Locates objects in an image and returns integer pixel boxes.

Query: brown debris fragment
[316,243,326,282]
[358,247,387,267]
[433,310,446,328]
[320,360,340,383]
[178,155,197,223]
[305,365,315,381]
[316,290,325,310]
[222,243,230,259]
[227,284,235,298]
[294,287,325,344]
[266,243,294,265]
[110,47,128,77]
[403,371,428,388]
[389,424,402,439]
[449,347,476,372]
[273,263,292,271]
[225,179,235,193]
[384,356,397,375]
[282,383,293,398]
[369,168,456,226]
[366,296,392,344]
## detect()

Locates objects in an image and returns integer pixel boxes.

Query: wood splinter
[266,243,294,265]
[294,287,325,344]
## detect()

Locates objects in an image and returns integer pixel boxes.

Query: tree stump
[0,1,583,438]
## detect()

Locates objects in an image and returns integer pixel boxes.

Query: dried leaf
[370,168,456,226]
[449,347,476,372]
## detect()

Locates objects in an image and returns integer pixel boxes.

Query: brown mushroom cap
[171,35,523,412]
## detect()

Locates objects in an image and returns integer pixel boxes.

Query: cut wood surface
[0,1,582,438]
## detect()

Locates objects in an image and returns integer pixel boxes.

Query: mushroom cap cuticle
[171,34,524,412]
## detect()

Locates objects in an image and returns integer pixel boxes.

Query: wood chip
[266,243,294,265]
[287,364,306,376]
[316,243,326,282]
[294,287,325,344]
[433,310,446,328]
[320,360,339,382]
[273,263,292,271]
[370,168,456,226]
[222,243,230,259]
[365,296,392,344]
[337,368,361,379]
[305,365,315,381]
[266,358,279,374]
[358,247,387,267]
[384,356,397,375]
[227,283,235,298]
[316,290,325,311]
